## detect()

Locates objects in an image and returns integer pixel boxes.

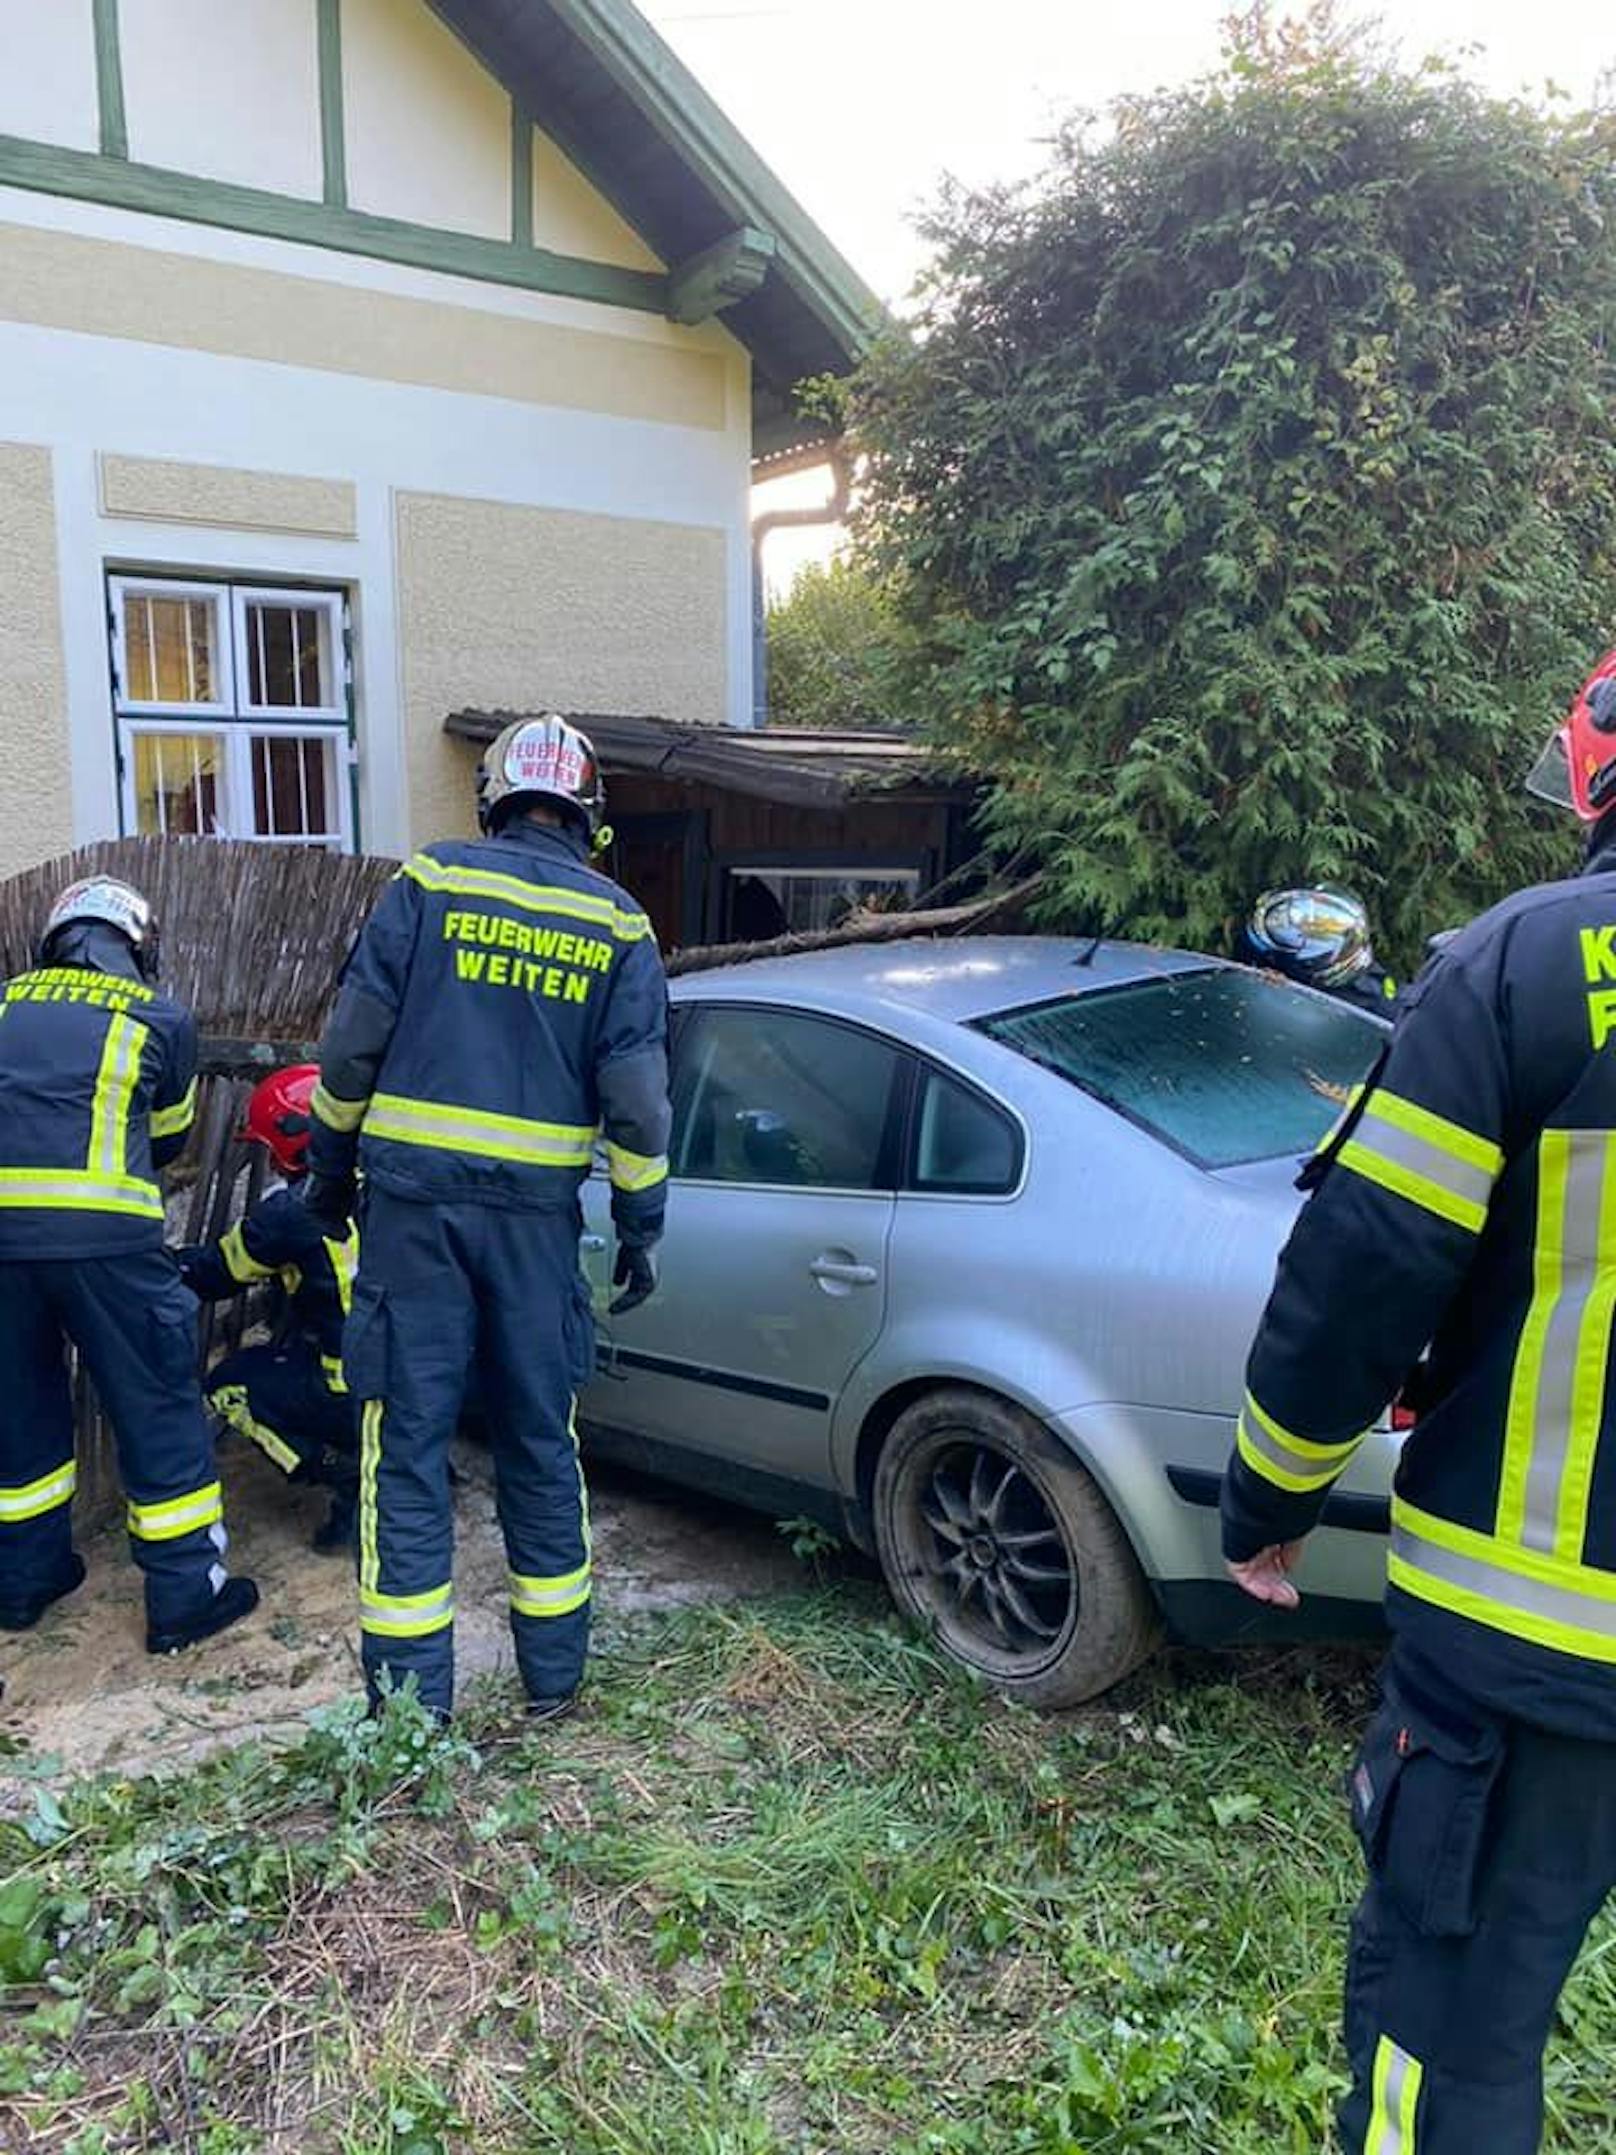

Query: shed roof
[444,708,964,809]
[433,0,882,458]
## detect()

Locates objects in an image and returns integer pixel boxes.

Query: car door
[583,1001,901,1491]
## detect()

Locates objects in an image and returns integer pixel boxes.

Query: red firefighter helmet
[1527,649,1616,822]
[241,1064,319,1177]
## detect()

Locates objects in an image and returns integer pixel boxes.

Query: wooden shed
[444,710,979,953]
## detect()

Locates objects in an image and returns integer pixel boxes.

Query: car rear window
[977,967,1385,1169]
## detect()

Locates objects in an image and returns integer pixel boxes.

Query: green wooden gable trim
[668,226,774,326]
[0,133,667,315]
[92,0,128,162]
[540,0,878,354]
[317,0,347,209]
[510,105,534,250]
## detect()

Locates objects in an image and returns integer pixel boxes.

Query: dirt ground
[0,1438,806,1788]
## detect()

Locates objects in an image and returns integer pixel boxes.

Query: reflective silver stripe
[1391,1516,1616,1646]
[364,1094,595,1168]
[1351,1103,1497,1216]
[0,1172,164,1216]
[0,1462,77,1521]
[1512,1131,1616,1554]
[358,1583,455,1637]
[311,1081,367,1132]
[1236,1394,1362,1493]
[1366,2036,1422,2153]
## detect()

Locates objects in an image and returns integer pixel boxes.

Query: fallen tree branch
[667,876,1043,977]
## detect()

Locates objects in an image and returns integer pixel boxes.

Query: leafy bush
[765,558,921,732]
[851,6,1616,963]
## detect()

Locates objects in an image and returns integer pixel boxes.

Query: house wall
[0,0,755,882]
[0,444,75,874]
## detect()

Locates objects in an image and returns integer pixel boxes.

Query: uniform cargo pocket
[1346,1668,1505,1937]
[565,1273,597,1390]
[150,1294,202,1390]
[340,1282,389,1402]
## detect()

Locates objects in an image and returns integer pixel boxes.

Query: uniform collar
[1585,815,1616,876]
[493,819,589,867]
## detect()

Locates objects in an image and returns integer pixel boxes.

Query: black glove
[173,1243,205,1291]
[610,1242,658,1315]
[303,1171,356,1227]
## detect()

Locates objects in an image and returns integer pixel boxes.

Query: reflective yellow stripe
[359,1581,454,1638]
[1391,1497,1616,1662]
[128,1481,223,1542]
[209,1383,300,1475]
[1236,1392,1365,1494]
[606,1142,669,1194]
[508,1561,592,1619]
[1369,1091,1503,1177]
[220,1222,276,1285]
[323,1228,358,1315]
[1365,2035,1422,2153]
[359,1399,382,1592]
[0,1169,162,1218]
[88,1011,142,1180]
[150,1078,198,1141]
[364,1092,596,1169]
[0,1460,77,1522]
[1495,1131,1616,1563]
[400,854,649,941]
[310,1081,368,1132]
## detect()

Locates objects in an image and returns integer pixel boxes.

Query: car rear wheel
[872,1388,1160,1708]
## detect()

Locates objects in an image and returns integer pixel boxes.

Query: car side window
[672,1006,901,1190]
[910,1067,1021,1195]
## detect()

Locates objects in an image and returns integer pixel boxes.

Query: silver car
[578,937,1395,1705]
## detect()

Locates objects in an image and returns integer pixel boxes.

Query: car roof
[670,935,1216,1025]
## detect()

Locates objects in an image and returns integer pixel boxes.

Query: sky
[633,0,1616,592]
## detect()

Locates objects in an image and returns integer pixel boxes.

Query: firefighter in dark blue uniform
[1221,650,1616,2152]
[179,1064,360,1552]
[0,877,258,1651]
[308,716,670,1721]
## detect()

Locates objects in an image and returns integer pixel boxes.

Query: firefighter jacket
[182,1187,358,1393]
[311,822,670,1244]
[0,949,197,1261]
[1222,827,1616,1739]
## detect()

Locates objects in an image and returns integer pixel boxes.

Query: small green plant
[776,1513,843,1570]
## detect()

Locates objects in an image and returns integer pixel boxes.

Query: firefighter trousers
[206,1342,356,1481]
[1339,1645,1616,2152]
[342,1189,595,1718]
[0,1251,232,1628]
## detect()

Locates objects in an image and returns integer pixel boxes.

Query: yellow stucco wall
[0,221,727,430]
[343,0,510,241]
[0,1,99,153]
[531,133,664,274]
[121,0,323,199]
[99,453,359,537]
[0,444,73,880]
[396,490,728,846]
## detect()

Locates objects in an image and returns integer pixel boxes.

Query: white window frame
[109,573,356,853]
[230,585,347,724]
[109,576,234,720]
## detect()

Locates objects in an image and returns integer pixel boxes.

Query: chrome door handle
[809,1257,878,1286]
[581,1233,607,1253]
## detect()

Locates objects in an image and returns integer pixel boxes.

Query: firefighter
[1220,648,1616,2152]
[178,1065,360,1553]
[0,877,258,1651]
[307,716,670,1722]
[1237,886,1399,1012]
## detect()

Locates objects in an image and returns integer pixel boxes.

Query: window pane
[913,1070,1019,1193]
[251,733,333,838]
[246,603,328,709]
[132,732,222,837]
[726,868,919,937]
[673,1009,898,1189]
[123,594,215,704]
[978,970,1385,1169]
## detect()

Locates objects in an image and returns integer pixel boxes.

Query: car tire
[872,1387,1160,1708]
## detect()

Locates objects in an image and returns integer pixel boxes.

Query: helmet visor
[1525,729,1576,812]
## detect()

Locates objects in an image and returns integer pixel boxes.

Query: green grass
[2,1583,1615,2153]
